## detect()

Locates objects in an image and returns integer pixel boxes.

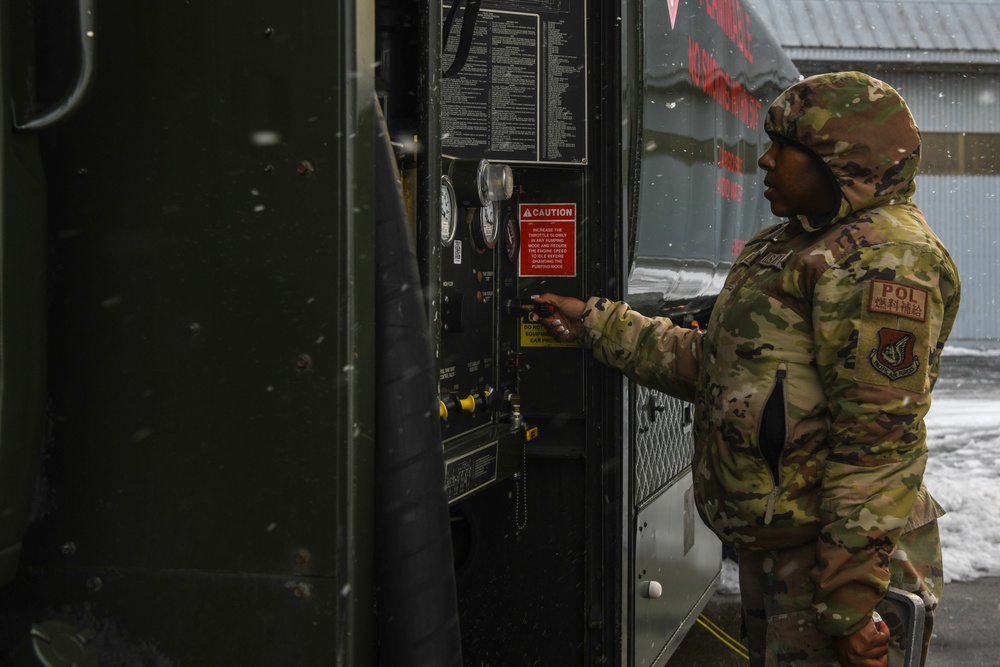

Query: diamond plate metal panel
[633,386,695,505]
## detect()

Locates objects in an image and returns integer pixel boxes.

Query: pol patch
[869,280,928,322]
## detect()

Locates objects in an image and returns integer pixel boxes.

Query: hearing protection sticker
[520,321,578,348]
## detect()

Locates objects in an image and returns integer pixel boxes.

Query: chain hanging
[514,439,527,531]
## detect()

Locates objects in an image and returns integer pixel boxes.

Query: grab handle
[13,0,95,131]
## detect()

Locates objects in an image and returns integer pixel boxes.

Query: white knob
[642,581,663,599]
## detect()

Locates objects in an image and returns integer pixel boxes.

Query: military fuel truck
[0,0,795,664]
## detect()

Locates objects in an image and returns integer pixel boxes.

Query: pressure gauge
[502,202,519,264]
[473,201,500,250]
[446,158,514,207]
[476,159,514,205]
[440,174,458,246]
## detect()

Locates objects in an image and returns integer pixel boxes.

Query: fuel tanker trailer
[0,0,795,664]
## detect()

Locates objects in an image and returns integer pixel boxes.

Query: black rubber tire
[372,103,463,667]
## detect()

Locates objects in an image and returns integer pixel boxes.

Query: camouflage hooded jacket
[579,72,961,636]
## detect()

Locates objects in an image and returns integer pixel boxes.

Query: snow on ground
[925,398,1000,582]
[925,346,1000,583]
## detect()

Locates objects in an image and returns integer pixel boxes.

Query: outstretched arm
[532,294,702,401]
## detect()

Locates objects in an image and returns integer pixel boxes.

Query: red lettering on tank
[699,0,754,64]
[687,37,761,131]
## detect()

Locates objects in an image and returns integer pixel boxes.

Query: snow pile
[924,396,1000,583]
[717,558,740,595]
[926,345,1000,582]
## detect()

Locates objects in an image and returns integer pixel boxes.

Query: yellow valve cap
[439,401,449,419]
[458,395,477,413]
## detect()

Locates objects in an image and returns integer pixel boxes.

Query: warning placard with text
[520,321,578,348]
[519,203,577,277]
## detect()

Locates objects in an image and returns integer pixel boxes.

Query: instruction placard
[520,321,578,348]
[441,2,588,164]
[519,203,577,277]
[445,441,499,502]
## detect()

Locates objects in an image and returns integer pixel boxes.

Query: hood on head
[764,71,921,231]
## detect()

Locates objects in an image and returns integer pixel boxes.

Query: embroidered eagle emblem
[870,328,920,380]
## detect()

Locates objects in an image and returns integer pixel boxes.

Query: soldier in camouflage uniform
[534,72,961,666]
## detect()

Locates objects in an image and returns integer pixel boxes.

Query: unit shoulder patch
[869,327,920,381]
[855,280,932,392]
[869,280,928,322]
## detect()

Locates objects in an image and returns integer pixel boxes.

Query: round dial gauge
[503,203,519,264]
[440,175,458,246]
[475,201,500,250]
[476,159,514,205]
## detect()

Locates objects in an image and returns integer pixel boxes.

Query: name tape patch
[868,280,928,322]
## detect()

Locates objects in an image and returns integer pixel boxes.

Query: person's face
[757,138,839,219]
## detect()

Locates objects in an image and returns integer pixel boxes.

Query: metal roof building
[750,0,1000,69]
[750,0,1000,346]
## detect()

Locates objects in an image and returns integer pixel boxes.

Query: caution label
[520,321,578,348]
[519,203,577,277]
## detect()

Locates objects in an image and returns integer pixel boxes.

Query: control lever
[439,393,460,419]
[439,388,503,420]
[437,393,478,419]
[505,298,553,320]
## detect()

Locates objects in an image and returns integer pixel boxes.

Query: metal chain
[514,440,527,530]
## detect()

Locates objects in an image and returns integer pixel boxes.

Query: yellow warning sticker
[520,321,578,348]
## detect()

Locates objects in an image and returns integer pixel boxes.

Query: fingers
[528,293,580,342]
[833,621,889,667]
[865,616,891,650]
[530,293,562,316]
[531,293,587,320]
[545,316,576,341]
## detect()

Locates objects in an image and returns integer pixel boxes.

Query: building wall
[889,70,999,133]
[917,174,998,347]
[889,71,998,347]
